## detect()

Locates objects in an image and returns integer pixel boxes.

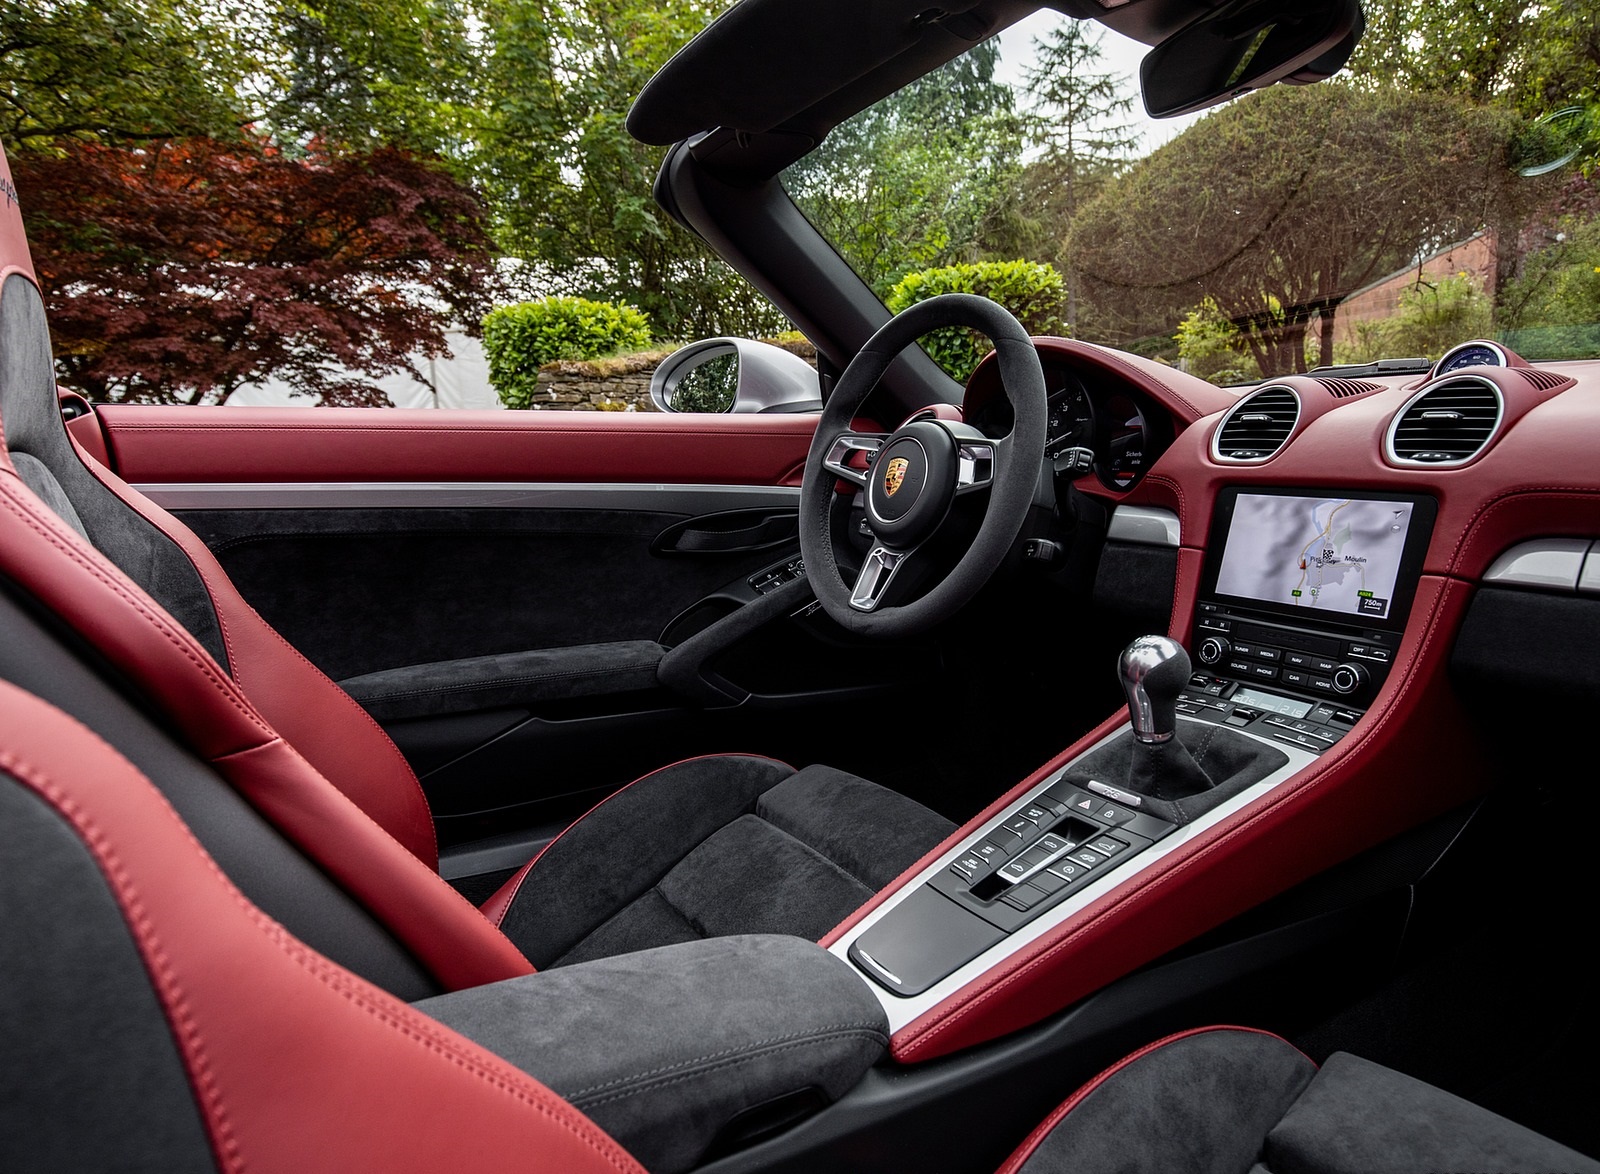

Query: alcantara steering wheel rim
[798,293,1049,638]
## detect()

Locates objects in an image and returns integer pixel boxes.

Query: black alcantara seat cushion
[495,756,957,969]
[1012,1026,1600,1174]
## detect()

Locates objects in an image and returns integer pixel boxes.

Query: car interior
[3,0,1599,1170]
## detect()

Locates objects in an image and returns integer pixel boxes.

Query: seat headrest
[0,146,37,287]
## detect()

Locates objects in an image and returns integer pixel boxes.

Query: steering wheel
[799,293,1048,638]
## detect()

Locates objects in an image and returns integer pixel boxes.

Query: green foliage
[1175,298,1255,385]
[1500,215,1600,358]
[885,260,1067,382]
[1338,275,1495,365]
[474,0,783,340]
[482,297,652,409]
[783,44,1032,297]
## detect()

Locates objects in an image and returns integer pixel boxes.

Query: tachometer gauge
[1044,380,1096,459]
[1434,340,1508,377]
[1100,393,1150,490]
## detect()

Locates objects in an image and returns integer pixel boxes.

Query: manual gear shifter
[1118,635,1191,744]
[1113,635,1214,803]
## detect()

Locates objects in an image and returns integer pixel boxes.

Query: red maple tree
[13,136,497,405]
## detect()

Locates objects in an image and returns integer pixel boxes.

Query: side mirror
[1140,0,1362,119]
[650,338,822,414]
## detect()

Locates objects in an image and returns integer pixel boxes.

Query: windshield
[780,10,1600,386]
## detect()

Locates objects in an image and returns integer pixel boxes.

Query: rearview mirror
[650,338,823,414]
[1140,0,1363,119]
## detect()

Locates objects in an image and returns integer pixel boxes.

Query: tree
[1021,21,1141,332]
[474,0,783,340]
[0,0,251,148]
[782,43,1031,297]
[15,137,496,405]
[1069,85,1518,375]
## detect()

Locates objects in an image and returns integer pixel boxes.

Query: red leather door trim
[93,405,819,486]
[0,681,643,1174]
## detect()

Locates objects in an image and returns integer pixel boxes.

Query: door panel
[92,406,937,851]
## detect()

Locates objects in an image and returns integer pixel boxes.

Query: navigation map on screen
[1214,494,1414,620]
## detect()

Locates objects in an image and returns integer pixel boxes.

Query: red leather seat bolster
[0,462,532,990]
[0,681,642,1174]
[79,447,439,868]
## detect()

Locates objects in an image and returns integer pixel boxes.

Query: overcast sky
[994,10,1208,152]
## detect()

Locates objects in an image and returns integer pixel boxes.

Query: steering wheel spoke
[849,544,914,612]
[822,431,885,489]
[953,437,999,496]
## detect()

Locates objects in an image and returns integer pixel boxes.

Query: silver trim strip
[828,717,1317,1032]
[135,481,802,511]
[1482,538,1593,592]
[1582,547,1600,597]
[1106,505,1181,548]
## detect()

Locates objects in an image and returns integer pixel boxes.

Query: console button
[1018,803,1055,826]
[1088,836,1128,857]
[1225,658,1255,675]
[954,851,988,876]
[1068,848,1107,869]
[1284,651,1313,668]
[1001,814,1040,841]
[972,840,1008,865]
[1281,668,1308,687]
[1310,704,1339,724]
[949,860,976,881]
[1307,675,1338,694]
[1030,869,1069,894]
[1048,859,1088,882]
[1001,883,1050,911]
[1312,657,1340,674]
[1036,833,1073,854]
[1092,801,1135,824]
[1231,640,1258,656]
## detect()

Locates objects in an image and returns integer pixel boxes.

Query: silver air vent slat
[1212,386,1301,463]
[1385,376,1504,466]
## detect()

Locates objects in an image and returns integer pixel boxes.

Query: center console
[834,486,1440,1032]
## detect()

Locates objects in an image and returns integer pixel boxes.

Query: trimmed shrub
[885,260,1067,382]
[483,297,652,409]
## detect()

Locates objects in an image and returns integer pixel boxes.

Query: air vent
[1315,377,1384,399]
[1517,368,1572,393]
[1386,377,1503,466]
[1212,386,1301,462]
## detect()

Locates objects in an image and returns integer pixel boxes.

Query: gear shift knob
[1119,635,1191,744]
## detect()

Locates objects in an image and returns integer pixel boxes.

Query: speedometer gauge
[1434,340,1508,377]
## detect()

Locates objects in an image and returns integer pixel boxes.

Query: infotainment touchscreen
[1212,492,1427,623]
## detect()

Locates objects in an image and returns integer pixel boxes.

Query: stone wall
[522,337,817,411]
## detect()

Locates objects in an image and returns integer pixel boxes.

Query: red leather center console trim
[0,681,643,1174]
[92,405,819,487]
[0,457,532,991]
[887,574,1481,1061]
[994,1026,1307,1174]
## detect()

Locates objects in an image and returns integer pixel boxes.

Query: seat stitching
[0,481,271,735]
[569,1028,891,1107]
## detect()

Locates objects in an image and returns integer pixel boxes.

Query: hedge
[885,260,1067,382]
[482,297,652,409]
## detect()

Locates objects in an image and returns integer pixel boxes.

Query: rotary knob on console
[1331,662,1370,697]
[1196,635,1230,666]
